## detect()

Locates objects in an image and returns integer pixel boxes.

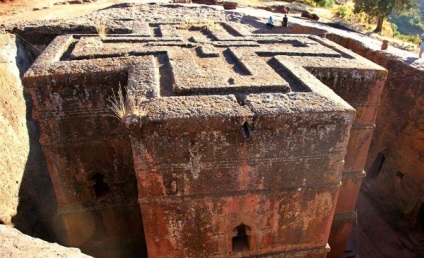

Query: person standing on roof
[282,15,288,27]
[266,16,274,29]
[419,33,424,58]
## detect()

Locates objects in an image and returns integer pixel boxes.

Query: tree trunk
[374,17,384,33]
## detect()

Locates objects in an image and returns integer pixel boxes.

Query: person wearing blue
[419,33,424,58]
[266,16,274,29]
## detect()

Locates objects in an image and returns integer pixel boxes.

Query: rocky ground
[348,190,416,258]
[0,225,91,258]
[1,0,421,53]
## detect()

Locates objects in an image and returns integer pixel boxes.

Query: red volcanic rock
[223,1,238,9]
[302,10,320,20]
[173,0,192,3]
[328,33,424,256]
[192,0,217,5]
[23,20,386,258]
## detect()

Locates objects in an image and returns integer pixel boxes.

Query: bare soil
[0,0,169,26]
[0,0,419,52]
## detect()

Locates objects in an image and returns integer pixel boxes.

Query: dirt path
[0,0,171,26]
[0,0,338,27]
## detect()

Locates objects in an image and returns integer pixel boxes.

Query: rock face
[0,33,29,225]
[0,32,58,244]
[0,225,91,258]
[308,50,387,258]
[23,16,386,257]
[328,34,424,252]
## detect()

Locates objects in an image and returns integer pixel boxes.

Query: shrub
[314,0,334,8]
[302,0,334,8]
[336,5,352,19]
[393,30,401,37]
[397,34,420,44]
[391,23,400,36]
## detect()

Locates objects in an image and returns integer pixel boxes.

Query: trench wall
[0,34,29,225]
[328,33,424,236]
[0,33,60,242]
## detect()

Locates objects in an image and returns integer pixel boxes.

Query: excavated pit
[15,14,387,258]
[5,3,423,258]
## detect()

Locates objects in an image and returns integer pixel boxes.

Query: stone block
[23,22,386,257]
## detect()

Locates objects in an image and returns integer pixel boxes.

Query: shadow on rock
[11,36,67,245]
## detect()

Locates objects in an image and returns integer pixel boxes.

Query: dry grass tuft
[96,22,107,40]
[132,107,148,118]
[107,84,149,124]
[132,101,148,118]
[107,83,127,123]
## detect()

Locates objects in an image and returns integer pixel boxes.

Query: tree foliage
[313,0,334,8]
[390,12,424,35]
[354,0,418,32]
[354,0,417,18]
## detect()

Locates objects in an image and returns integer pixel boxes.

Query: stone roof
[23,21,388,135]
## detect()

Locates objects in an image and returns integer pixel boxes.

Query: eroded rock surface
[23,13,386,256]
[0,225,91,258]
[9,3,424,257]
[0,33,29,225]
[0,32,58,244]
[326,30,424,257]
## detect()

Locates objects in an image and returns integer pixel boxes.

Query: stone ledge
[0,225,91,258]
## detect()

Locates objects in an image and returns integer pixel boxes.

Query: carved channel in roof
[45,22,357,99]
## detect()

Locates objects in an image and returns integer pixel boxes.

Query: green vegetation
[303,0,335,8]
[334,3,377,31]
[314,0,335,8]
[391,23,421,44]
[353,0,417,32]
[389,14,424,35]
[388,0,424,36]
[332,1,420,45]
[335,4,353,19]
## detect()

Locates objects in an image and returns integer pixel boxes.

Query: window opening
[232,223,251,252]
[417,203,424,232]
[242,122,252,139]
[92,173,110,198]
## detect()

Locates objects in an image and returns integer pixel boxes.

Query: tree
[354,0,418,32]
[313,0,335,8]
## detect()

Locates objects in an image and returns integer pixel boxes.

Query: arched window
[232,223,251,252]
[92,173,110,198]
